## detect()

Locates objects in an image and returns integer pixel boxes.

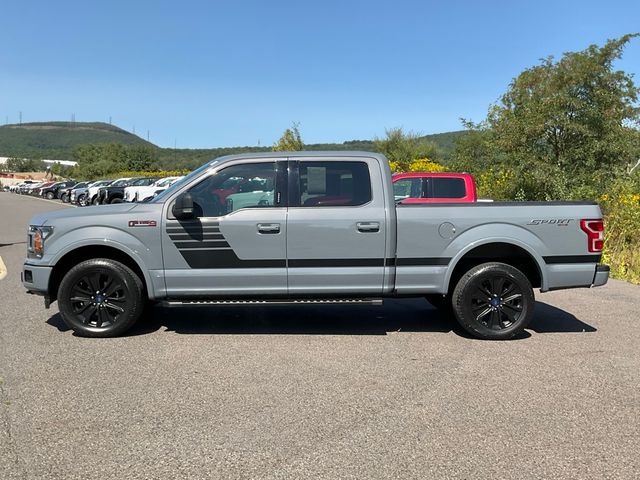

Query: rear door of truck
[286,156,388,294]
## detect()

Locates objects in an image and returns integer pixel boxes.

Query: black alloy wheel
[57,259,144,337]
[452,262,534,340]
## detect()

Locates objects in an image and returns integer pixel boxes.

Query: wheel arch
[444,240,544,294]
[49,245,152,303]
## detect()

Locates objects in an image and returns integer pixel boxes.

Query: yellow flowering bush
[599,181,640,284]
[408,158,446,172]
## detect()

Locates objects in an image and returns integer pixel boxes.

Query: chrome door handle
[257,223,281,234]
[357,222,380,233]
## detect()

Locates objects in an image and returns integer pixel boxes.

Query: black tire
[110,197,123,204]
[452,262,534,340]
[78,194,87,206]
[92,195,100,205]
[61,193,70,203]
[46,191,55,200]
[57,258,145,337]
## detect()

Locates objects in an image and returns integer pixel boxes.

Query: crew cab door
[161,160,288,296]
[286,157,388,294]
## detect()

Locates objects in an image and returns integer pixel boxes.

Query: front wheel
[46,191,55,200]
[77,194,88,206]
[61,193,70,203]
[452,262,534,340]
[57,259,145,337]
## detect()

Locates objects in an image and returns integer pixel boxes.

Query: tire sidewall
[453,263,534,340]
[58,259,144,337]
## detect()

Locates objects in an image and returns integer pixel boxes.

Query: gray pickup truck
[23,152,609,339]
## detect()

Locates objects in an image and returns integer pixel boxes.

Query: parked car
[71,181,100,205]
[9,181,35,193]
[31,181,57,197]
[98,177,157,205]
[392,172,477,203]
[41,181,77,200]
[82,179,118,206]
[124,176,181,202]
[22,181,46,195]
[23,151,608,340]
[64,181,91,204]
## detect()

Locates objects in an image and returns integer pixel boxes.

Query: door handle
[357,222,380,233]
[257,223,281,234]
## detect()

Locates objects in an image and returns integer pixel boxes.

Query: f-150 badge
[128,220,157,227]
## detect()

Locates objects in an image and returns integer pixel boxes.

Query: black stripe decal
[181,249,286,269]
[169,233,226,241]
[175,241,231,249]
[166,227,221,234]
[543,255,602,264]
[288,258,384,268]
[396,257,452,266]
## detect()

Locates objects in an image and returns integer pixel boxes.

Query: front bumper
[22,263,52,296]
[592,264,609,287]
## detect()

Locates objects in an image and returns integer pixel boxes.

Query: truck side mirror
[172,192,195,219]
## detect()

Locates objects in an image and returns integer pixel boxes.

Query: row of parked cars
[5,176,183,206]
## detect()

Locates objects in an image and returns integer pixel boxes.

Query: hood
[29,203,140,226]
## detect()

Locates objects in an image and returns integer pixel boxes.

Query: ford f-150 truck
[22,152,609,340]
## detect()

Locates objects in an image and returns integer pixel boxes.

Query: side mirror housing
[172,193,194,219]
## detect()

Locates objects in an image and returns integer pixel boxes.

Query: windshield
[151,161,216,203]
[111,179,129,187]
[155,177,175,187]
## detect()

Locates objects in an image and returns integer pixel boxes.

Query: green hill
[0,120,469,170]
[0,121,154,159]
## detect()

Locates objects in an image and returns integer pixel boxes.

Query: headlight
[28,226,54,258]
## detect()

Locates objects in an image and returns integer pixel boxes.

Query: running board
[161,298,384,307]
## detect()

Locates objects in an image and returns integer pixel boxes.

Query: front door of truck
[162,160,288,296]
[286,157,387,294]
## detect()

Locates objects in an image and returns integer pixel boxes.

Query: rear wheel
[78,194,88,206]
[452,262,534,340]
[46,191,55,200]
[61,193,70,203]
[57,259,145,337]
[110,197,123,204]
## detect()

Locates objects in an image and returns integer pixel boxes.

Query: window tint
[297,161,371,207]
[427,177,466,199]
[188,162,277,217]
[393,178,422,201]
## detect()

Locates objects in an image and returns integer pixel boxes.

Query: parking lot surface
[1,191,639,479]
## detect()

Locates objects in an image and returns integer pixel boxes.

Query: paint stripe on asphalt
[0,255,7,280]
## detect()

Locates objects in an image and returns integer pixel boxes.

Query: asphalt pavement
[0,191,639,479]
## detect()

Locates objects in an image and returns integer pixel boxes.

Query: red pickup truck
[392,172,477,203]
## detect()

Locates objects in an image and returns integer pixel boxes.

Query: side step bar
[161,298,384,307]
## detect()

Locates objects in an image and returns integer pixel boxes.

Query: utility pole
[147,130,150,142]
[109,116,112,125]
[19,111,22,124]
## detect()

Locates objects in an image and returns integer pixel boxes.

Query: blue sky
[1,0,639,148]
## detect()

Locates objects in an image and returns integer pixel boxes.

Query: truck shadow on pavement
[46,299,596,338]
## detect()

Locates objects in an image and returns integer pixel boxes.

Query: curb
[0,255,7,280]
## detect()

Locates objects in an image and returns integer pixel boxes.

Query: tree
[453,34,640,199]
[272,123,304,151]
[3,157,46,172]
[374,127,441,172]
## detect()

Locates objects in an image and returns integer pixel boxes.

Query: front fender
[44,226,161,298]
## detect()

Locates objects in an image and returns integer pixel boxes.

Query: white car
[81,180,114,206]
[125,176,182,202]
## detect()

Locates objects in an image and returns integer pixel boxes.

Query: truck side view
[23,152,609,339]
